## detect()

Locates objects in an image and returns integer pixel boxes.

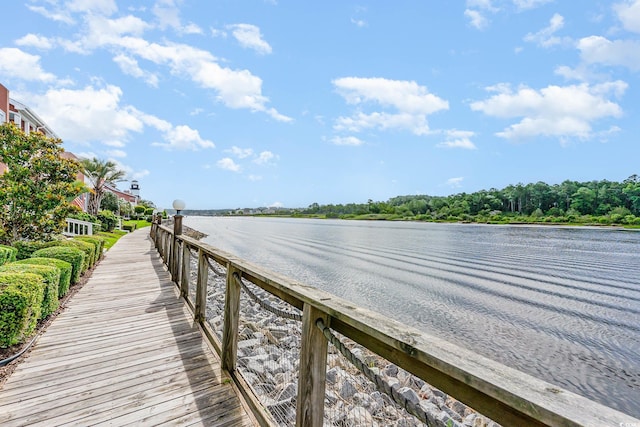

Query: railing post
[171,215,183,283]
[296,304,330,427]
[180,242,190,299]
[195,248,208,323]
[221,265,241,372]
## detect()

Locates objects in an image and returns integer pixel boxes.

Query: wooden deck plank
[0,229,256,427]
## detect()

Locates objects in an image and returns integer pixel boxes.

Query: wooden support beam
[221,265,241,372]
[195,248,208,323]
[296,304,329,427]
[180,241,190,299]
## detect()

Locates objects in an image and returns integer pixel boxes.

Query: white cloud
[614,0,640,33]
[27,5,75,24]
[269,201,283,208]
[113,54,159,87]
[227,146,254,158]
[228,24,272,55]
[15,34,55,50]
[254,151,278,165]
[29,3,289,122]
[513,0,553,10]
[248,175,263,181]
[0,48,57,82]
[26,85,214,152]
[330,136,365,146]
[351,18,367,28]
[333,77,448,136]
[578,35,640,71]
[447,177,464,188]
[438,130,478,149]
[105,149,127,158]
[465,9,489,30]
[470,82,626,141]
[217,157,242,172]
[334,77,448,114]
[152,125,215,150]
[524,13,571,47]
[67,0,118,15]
[153,0,203,34]
[27,85,144,144]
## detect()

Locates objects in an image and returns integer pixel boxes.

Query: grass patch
[97,230,127,250]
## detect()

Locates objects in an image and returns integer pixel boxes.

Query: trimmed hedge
[122,223,137,232]
[32,246,85,285]
[44,240,95,272]
[16,257,72,297]
[0,264,60,318]
[74,236,105,263]
[0,245,18,265]
[0,272,45,347]
[12,241,48,261]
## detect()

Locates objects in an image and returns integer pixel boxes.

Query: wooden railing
[150,218,639,427]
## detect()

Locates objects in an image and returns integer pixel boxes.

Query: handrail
[150,221,639,427]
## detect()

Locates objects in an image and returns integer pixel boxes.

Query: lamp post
[172,199,185,236]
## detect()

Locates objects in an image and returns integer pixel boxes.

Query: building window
[0,110,5,123]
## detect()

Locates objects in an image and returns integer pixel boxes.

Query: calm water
[184,216,640,417]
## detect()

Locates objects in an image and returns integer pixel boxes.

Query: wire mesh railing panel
[236,277,303,426]
[204,256,227,341]
[187,247,198,303]
[321,328,499,427]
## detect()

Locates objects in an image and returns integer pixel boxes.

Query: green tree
[80,157,126,216]
[100,191,120,212]
[571,187,597,215]
[0,123,83,243]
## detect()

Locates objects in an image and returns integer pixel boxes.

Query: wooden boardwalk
[0,229,257,427]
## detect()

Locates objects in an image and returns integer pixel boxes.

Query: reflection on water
[186,216,640,417]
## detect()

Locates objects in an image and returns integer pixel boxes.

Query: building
[104,181,141,207]
[0,83,87,210]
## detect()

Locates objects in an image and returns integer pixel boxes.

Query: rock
[398,386,420,406]
[384,364,399,377]
[346,406,373,426]
[340,379,358,400]
[438,410,462,427]
[237,338,261,350]
[353,392,373,408]
[278,382,297,400]
[325,389,339,405]
[443,405,463,422]
[448,398,468,417]
[326,367,345,384]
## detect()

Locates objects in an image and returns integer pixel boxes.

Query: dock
[0,229,257,426]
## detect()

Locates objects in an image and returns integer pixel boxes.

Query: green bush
[12,241,49,260]
[74,236,105,263]
[122,223,137,232]
[0,245,18,265]
[16,257,72,297]
[0,272,45,347]
[43,240,95,271]
[97,210,118,232]
[32,246,85,285]
[0,264,60,318]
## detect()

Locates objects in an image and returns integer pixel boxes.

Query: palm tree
[80,157,126,215]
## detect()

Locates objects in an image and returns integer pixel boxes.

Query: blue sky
[1,1,639,210]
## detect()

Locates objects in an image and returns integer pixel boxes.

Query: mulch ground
[0,258,100,387]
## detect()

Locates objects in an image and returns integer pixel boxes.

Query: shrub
[12,241,49,260]
[0,264,60,318]
[44,240,95,271]
[97,210,118,232]
[74,236,105,263]
[32,246,85,285]
[122,223,137,232]
[0,272,45,347]
[16,257,72,297]
[0,245,17,265]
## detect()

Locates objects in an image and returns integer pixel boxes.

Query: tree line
[297,176,640,226]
